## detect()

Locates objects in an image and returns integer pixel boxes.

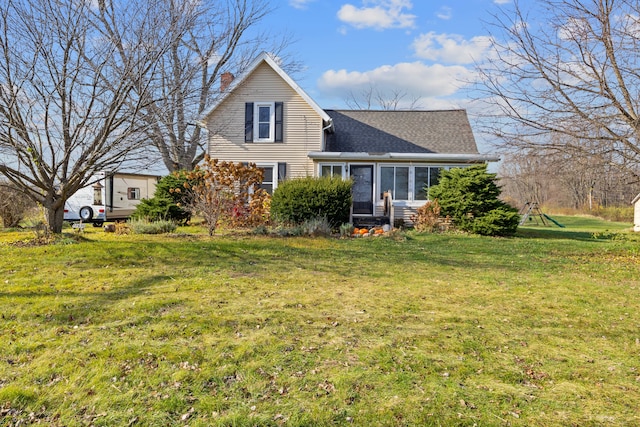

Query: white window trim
[256,162,279,192]
[254,102,275,143]
[318,163,347,179]
[376,164,463,207]
[127,187,141,200]
[379,164,411,205]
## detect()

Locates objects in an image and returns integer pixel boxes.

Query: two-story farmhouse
[200,52,498,224]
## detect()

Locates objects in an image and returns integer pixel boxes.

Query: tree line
[498,149,640,215]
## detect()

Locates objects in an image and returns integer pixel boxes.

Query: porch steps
[352,216,390,228]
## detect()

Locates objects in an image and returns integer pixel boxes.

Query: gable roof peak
[200,51,331,126]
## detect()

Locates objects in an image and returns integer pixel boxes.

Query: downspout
[317,118,334,177]
[321,118,334,152]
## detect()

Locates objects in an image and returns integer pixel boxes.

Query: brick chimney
[220,72,234,92]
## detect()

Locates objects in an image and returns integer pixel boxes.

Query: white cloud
[493,0,511,4]
[289,0,315,9]
[436,6,452,20]
[337,0,416,30]
[412,32,493,64]
[318,61,475,106]
[557,16,595,42]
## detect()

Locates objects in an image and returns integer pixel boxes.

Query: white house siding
[634,195,640,231]
[206,62,324,179]
[373,204,417,225]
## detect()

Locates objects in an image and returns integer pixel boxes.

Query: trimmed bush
[428,165,520,236]
[270,177,352,228]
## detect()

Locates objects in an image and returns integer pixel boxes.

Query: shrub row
[132,166,522,237]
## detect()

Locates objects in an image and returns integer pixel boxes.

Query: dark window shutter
[274,102,283,142]
[277,162,287,182]
[245,102,253,142]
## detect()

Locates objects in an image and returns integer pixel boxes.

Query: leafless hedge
[0,183,36,228]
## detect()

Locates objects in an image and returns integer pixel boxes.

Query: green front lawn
[1,220,639,425]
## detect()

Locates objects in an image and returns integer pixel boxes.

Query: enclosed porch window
[379,165,447,202]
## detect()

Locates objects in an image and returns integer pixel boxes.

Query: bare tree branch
[478,0,640,178]
[344,84,422,110]
[138,0,298,172]
[0,0,179,232]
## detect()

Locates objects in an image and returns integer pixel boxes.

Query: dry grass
[0,220,639,426]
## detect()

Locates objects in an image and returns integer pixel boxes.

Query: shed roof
[324,109,479,154]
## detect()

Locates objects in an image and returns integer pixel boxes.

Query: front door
[350,165,374,215]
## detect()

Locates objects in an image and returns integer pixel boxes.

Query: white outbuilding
[633,193,640,231]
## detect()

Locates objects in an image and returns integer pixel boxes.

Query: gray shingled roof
[324,110,479,154]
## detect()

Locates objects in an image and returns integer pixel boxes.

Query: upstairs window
[256,103,274,141]
[245,102,283,143]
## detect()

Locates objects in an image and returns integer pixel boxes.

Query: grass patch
[129,219,178,234]
[1,219,639,425]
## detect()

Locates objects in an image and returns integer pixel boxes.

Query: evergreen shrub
[131,172,192,223]
[270,177,352,228]
[428,165,520,236]
[470,208,520,236]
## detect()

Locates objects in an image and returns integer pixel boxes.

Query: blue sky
[260,0,513,112]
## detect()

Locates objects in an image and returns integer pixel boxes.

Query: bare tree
[479,0,640,179]
[498,150,553,208]
[140,0,298,172]
[345,84,422,110]
[0,0,184,233]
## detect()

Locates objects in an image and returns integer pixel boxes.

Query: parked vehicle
[64,172,160,226]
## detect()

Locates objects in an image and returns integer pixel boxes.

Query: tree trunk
[46,204,66,234]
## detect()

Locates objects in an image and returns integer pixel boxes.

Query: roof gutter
[307,151,500,162]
